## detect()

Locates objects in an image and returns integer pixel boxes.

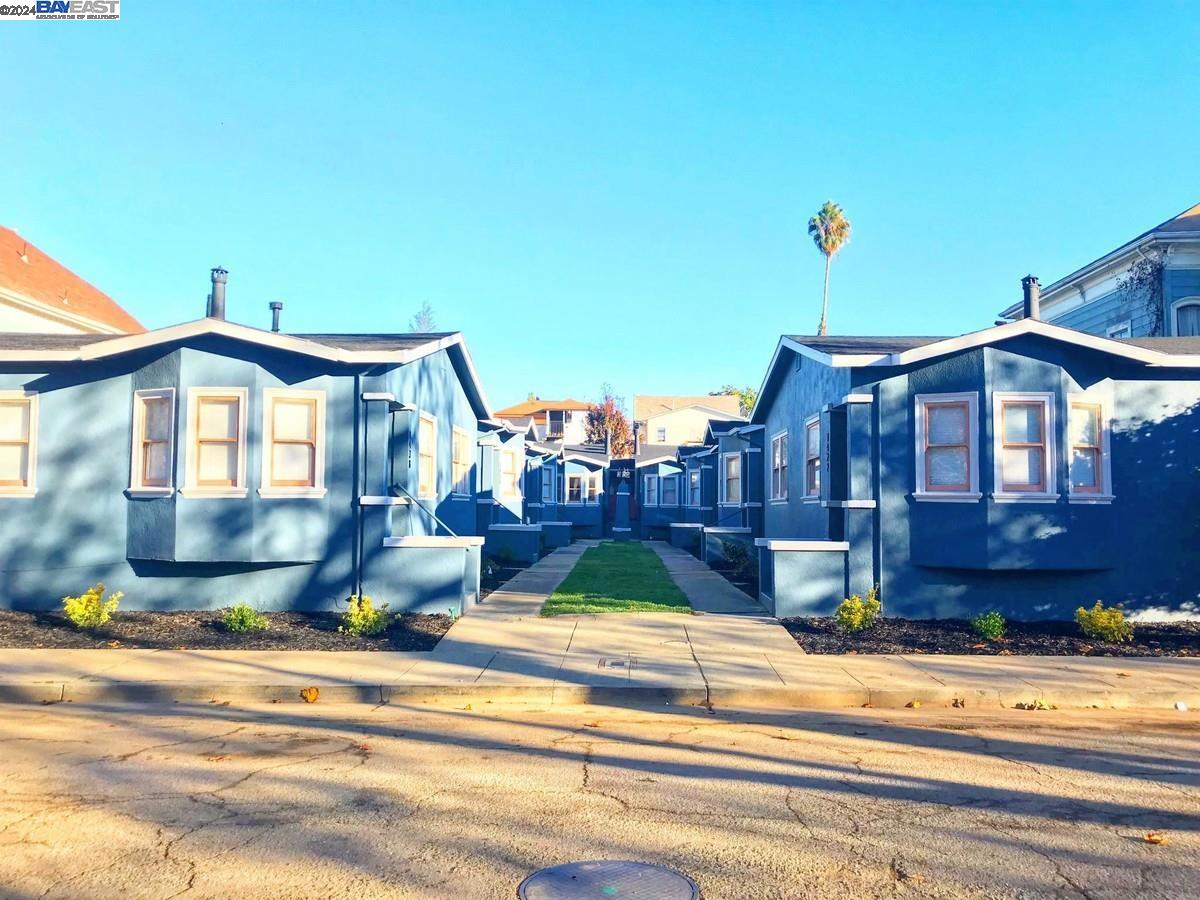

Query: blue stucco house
[750,314,1200,620]
[0,286,493,613]
[525,441,608,540]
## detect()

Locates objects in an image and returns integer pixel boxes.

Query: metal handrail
[390,482,460,538]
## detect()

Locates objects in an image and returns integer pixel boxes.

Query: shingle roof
[288,332,456,351]
[637,444,683,462]
[494,398,592,417]
[634,394,742,420]
[705,418,746,434]
[0,227,144,333]
[786,335,949,355]
[1118,336,1200,355]
[0,333,115,350]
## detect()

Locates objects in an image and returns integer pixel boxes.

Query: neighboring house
[749,320,1200,620]
[0,227,144,334]
[634,394,743,445]
[0,271,489,613]
[476,419,526,528]
[998,202,1200,338]
[525,441,608,539]
[493,398,591,444]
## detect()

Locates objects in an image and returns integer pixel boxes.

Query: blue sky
[2,2,1197,411]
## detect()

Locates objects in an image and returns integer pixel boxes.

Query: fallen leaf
[1116,672,1131,678]
[971,643,988,650]
[952,698,966,708]
[906,700,922,709]
[861,702,874,708]
[1144,831,1169,845]
[462,703,472,711]
[300,687,320,704]
[206,754,229,763]
[583,722,601,728]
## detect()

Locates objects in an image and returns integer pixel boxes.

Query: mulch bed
[783,616,1200,657]
[0,610,452,652]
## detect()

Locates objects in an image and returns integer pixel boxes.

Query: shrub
[339,595,391,637]
[223,603,269,634]
[720,539,756,581]
[62,583,123,630]
[494,545,515,566]
[971,610,1006,641]
[835,585,881,634]
[1075,601,1134,643]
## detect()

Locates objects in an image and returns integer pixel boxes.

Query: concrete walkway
[1,541,1199,710]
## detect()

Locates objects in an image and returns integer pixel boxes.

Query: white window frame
[1067,388,1115,504]
[587,471,601,502]
[129,388,176,496]
[182,387,249,499]
[660,474,679,506]
[769,430,789,502]
[566,473,586,504]
[655,426,667,442]
[499,448,520,499]
[417,412,438,500]
[1172,297,1200,336]
[540,464,555,503]
[1105,320,1132,339]
[259,389,326,499]
[643,474,659,506]
[451,427,472,496]
[0,390,38,498]
[914,392,980,502]
[687,469,701,507]
[991,391,1057,502]
[719,452,742,505]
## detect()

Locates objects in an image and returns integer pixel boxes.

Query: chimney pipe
[207,266,228,320]
[1021,274,1040,321]
[269,301,283,333]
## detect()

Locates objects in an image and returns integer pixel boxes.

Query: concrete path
[0,541,1199,711]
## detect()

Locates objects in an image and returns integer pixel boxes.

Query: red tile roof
[0,227,144,333]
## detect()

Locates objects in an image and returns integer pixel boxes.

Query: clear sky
[2,2,1197,412]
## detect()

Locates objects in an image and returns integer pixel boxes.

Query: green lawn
[541,541,693,616]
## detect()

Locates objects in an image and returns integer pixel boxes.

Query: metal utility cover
[518,860,699,899]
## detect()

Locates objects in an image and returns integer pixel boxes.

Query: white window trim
[1170,296,1200,336]
[719,452,742,505]
[770,429,789,501]
[1067,386,1115,504]
[182,387,249,499]
[417,412,438,500]
[804,415,823,500]
[686,469,701,507]
[129,388,176,497]
[499,448,521,499]
[540,464,555,504]
[587,471,602,503]
[0,389,37,498]
[914,392,981,502]
[660,473,679,506]
[655,426,667,443]
[259,388,327,499]
[991,391,1057,502]
[643,474,659,506]
[1105,320,1132,339]
[451,426,472,497]
[566,473,587,505]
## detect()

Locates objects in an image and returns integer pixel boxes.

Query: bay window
[184,388,247,497]
[130,389,174,494]
[914,392,980,500]
[993,393,1055,500]
[0,391,37,497]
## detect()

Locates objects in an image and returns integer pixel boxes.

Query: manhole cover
[518,860,699,899]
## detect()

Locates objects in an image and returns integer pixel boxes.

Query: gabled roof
[634,393,742,420]
[0,227,144,333]
[0,318,492,417]
[751,320,1200,422]
[494,398,591,417]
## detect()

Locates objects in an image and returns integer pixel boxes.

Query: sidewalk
[1,541,1198,710]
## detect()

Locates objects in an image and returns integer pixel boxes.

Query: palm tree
[808,201,852,336]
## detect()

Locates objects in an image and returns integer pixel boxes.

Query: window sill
[991,492,1059,504]
[126,487,174,498]
[258,487,328,500]
[450,493,473,502]
[913,491,982,503]
[0,488,37,499]
[1068,494,1115,505]
[180,487,248,499]
[798,496,821,503]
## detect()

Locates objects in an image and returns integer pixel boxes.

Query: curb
[1,680,1196,710]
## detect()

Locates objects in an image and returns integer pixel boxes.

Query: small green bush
[223,603,269,634]
[971,610,1006,641]
[1075,601,1134,643]
[719,539,756,581]
[339,595,391,637]
[62,583,124,630]
[835,585,881,634]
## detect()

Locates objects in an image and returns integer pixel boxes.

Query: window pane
[926,405,966,445]
[273,400,313,441]
[144,442,170,485]
[197,442,237,484]
[273,443,314,484]
[1003,403,1043,444]
[143,397,171,442]
[1002,446,1043,487]
[198,399,238,440]
[0,444,28,484]
[806,424,820,457]
[1178,305,1200,337]
[419,418,434,445]
[927,447,968,487]
[1070,448,1099,490]
[419,457,435,494]
[0,401,29,441]
[1070,405,1099,447]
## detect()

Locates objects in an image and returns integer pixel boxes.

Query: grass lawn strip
[541,541,692,616]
